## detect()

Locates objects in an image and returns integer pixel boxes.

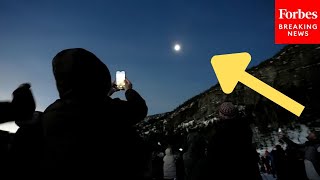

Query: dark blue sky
[0,0,285,116]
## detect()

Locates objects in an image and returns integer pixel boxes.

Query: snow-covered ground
[261,173,276,180]
[256,124,310,155]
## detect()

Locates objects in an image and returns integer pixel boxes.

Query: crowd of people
[146,129,320,180]
[0,48,318,179]
[257,132,320,180]
[0,48,148,178]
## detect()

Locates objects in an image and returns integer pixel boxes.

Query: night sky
[0,0,285,131]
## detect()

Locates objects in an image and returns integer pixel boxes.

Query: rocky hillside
[137,45,320,148]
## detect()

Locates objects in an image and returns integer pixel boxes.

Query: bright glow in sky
[174,44,181,51]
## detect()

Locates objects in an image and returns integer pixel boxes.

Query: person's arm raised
[110,78,147,125]
[124,79,148,124]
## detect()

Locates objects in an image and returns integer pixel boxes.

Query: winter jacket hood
[52,48,111,101]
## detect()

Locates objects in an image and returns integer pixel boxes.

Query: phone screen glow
[116,71,125,88]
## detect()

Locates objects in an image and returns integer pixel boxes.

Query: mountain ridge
[137,44,320,147]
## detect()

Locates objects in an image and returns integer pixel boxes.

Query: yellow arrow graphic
[211,52,305,117]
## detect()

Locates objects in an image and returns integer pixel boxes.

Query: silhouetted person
[262,150,272,174]
[268,148,277,178]
[197,102,262,180]
[142,143,154,180]
[11,84,43,179]
[282,132,320,180]
[285,145,307,180]
[0,83,35,124]
[152,151,164,180]
[0,83,43,177]
[175,149,185,180]
[41,48,148,178]
[182,132,206,180]
[10,111,44,178]
[272,145,288,180]
[260,156,267,173]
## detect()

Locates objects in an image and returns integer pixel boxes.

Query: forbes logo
[278,9,318,20]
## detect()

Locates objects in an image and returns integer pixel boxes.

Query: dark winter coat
[0,84,42,178]
[183,132,206,180]
[10,111,44,178]
[195,117,261,180]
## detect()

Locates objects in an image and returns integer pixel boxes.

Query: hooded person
[163,147,177,180]
[41,48,148,178]
[196,102,261,180]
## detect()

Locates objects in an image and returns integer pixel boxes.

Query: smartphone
[116,70,126,89]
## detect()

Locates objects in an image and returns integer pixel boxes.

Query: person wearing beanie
[41,48,148,178]
[195,102,262,180]
[218,101,238,120]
